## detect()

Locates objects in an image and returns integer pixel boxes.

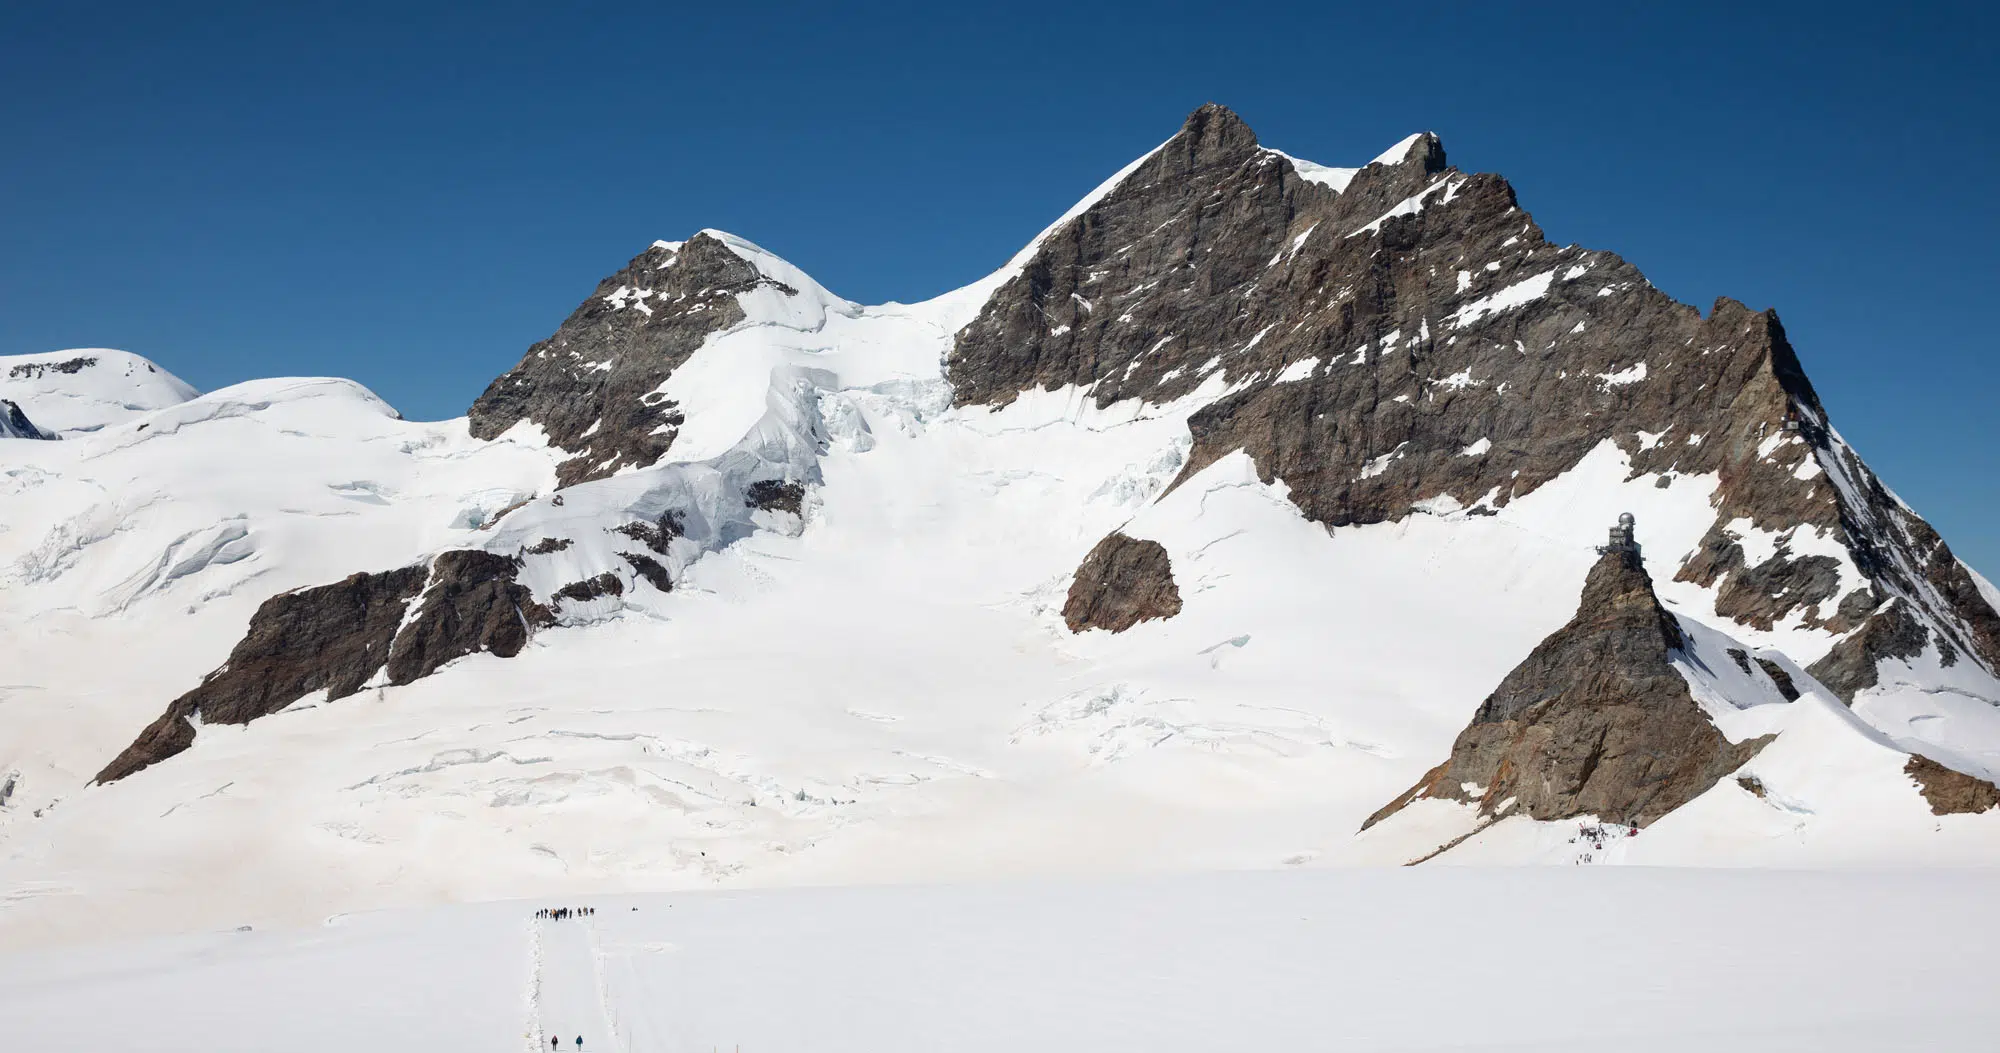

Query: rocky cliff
[1363,542,1769,830]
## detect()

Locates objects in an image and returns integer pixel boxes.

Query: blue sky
[4,2,1995,571]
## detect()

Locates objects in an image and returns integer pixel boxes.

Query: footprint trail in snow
[533,913,619,1053]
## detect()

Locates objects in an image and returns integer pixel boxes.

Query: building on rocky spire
[1598,512,1641,567]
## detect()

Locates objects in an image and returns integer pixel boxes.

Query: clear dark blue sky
[4,2,1995,571]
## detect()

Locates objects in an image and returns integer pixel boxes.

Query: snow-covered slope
[4,105,1999,951]
[0,349,198,433]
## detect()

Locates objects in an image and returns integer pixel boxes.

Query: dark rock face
[1905,755,2000,815]
[619,552,673,593]
[97,552,549,784]
[1363,548,1768,830]
[1806,598,1931,703]
[948,102,1999,706]
[745,480,805,516]
[1,398,55,440]
[614,511,685,554]
[7,356,97,380]
[1062,533,1183,633]
[95,566,428,783]
[553,572,624,605]
[1805,443,2000,693]
[1754,657,1801,702]
[384,551,546,685]
[467,232,782,488]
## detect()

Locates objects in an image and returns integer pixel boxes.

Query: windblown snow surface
[4,134,2000,1046]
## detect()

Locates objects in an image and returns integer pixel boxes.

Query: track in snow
[532,913,620,1053]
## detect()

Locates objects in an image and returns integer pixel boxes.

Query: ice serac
[96,552,548,783]
[1062,533,1183,633]
[1364,544,1770,831]
[948,103,2000,719]
[467,232,780,487]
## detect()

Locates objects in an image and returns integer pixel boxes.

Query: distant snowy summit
[5,104,2000,946]
[0,348,197,434]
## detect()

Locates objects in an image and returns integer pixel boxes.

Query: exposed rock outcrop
[383,551,547,685]
[1905,755,2000,815]
[619,552,673,593]
[553,572,624,605]
[95,566,428,783]
[1363,544,1768,831]
[467,232,782,487]
[948,103,1999,712]
[7,355,98,380]
[745,479,805,516]
[96,553,548,784]
[1806,598,1933,703]
[1062,533,1183,633]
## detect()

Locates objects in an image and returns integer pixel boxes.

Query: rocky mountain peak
[467,230,783,487]
[949,105,1997,718]
[1364,525,1768,832]
[1380,130,1448,173]
[1174,102,1263,164]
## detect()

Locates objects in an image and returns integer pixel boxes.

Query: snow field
[7,869,2000,1052]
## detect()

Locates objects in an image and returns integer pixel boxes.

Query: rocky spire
[1364,518,1770,830]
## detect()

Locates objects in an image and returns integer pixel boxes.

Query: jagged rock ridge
[1363,541,1770,831]
[948,103,1999,711]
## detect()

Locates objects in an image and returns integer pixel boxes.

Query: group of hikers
[549,1037,583,1050]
